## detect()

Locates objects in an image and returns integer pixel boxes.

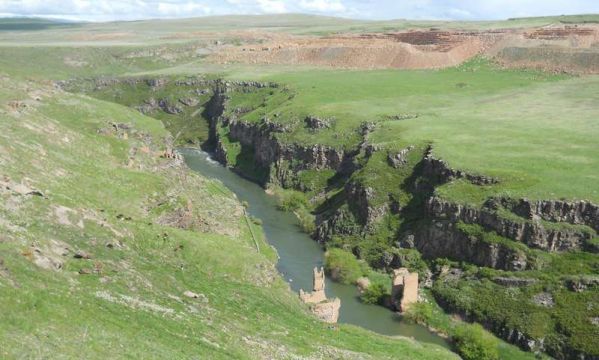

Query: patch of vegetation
[276,190,310,212]
[297,168,336,194]
[361,282,388,305]
[405,296,540,360]
[432,273,599,357]
[453,323,500,360]
[324,248,366,284]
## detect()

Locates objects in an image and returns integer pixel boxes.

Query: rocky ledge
[426,197,593,252]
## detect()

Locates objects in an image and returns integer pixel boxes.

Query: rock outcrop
[314,206,363,243]
[503,198,599,233]
[426,197,591,252]
[415,219,530,270]
[304,116,332,130]
[422,147,498,185]
[387,146,414,168]
[344,181,388,227]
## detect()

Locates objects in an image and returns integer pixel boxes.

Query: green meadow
[202,59,599,204]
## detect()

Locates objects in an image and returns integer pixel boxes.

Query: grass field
[3,14,599,44]
[197,58,599,204]
[1,13,598,360]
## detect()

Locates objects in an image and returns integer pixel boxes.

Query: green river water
[181,148,449,348]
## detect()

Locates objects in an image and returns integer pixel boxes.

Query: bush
[393,248,428,275]
[324,248,364,284]
[477,267,495,279]
[277,191,308,212]
[360,282,387,305]
[452,323,499,360]
[295,207,315,234]
[404,302,435,325]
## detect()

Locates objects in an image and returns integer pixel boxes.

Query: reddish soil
[525,26,596,40]
[211,31,502,69]
[210,25,599,73]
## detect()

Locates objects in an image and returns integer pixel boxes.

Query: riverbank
[181,148,544,360]
[180,148,450,347]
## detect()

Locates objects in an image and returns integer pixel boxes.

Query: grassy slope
[0,76,455,359]
[210,59,599,203]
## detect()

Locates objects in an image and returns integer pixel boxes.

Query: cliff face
[507,198,599,233]
[344,181,389,227]
[314,181,387,242]
[426,197,592,253]
[206,86,597,258]
[415,219,529,270]
[207,84,351,185]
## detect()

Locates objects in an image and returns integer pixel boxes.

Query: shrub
[452,323,499,360]
[295,207,315,234]
[277,191,308,212]
[585,237,599,252]
[324,248,363,284]
[404,302,435,325]
[360,282,387,305]
[477,267,495,279]
[393,248,428,275]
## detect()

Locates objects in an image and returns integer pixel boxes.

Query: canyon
[64,72,599,359]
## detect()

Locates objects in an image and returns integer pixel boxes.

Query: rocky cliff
[206,83,352,186]
[426,196,593,253]
[415,218,530,270]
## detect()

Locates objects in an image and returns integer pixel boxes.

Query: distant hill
[507,14,599,23]
[0,17,81,31]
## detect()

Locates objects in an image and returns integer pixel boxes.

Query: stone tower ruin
[392,267,419,312]
[299,267,340,323]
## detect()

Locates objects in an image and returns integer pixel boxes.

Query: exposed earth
[211,24,599,73]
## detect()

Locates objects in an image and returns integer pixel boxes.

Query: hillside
[0,74,456,359]
[1,13,598,360]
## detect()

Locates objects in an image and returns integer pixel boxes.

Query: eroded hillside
[211,24,599,73]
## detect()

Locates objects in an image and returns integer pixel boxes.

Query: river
[181,148,448,348]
